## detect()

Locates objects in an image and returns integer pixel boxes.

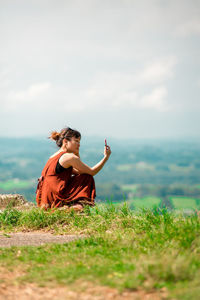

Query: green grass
[0,179,33,190]
[171,197,200,210]
[0,204,200,299]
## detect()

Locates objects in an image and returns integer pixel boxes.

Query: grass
[0,204,200,299]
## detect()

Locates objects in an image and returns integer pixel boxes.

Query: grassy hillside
[0,204,200,299]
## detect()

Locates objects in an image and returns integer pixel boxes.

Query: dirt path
[0,280,167,300]
[0,232,85,247]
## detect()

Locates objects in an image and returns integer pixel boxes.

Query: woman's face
[66,137,80,155]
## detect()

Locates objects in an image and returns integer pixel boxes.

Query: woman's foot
[69,204,84,212]
[57,203,84,212]
[40,203,50,210]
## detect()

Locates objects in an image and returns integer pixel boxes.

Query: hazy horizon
[0,134,199,143]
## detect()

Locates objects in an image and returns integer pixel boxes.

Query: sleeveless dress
[36,151,96,209]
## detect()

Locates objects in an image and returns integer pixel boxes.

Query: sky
[0,0,200,140]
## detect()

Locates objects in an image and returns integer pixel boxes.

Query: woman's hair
[49,127,81,148]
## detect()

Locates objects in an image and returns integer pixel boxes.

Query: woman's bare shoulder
[59,152,77,162]
[63,152,77,158]
[59,153,79,168]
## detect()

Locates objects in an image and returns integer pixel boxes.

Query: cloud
[2,73,170,116]
[82,56,176,111]
[2,81,91,115]
[84,74,170,112]
[137,57,177,85]
[0,68,12,89]
[12,82,51,101]
[197,78,200,87]
[0,53,176,119]
[4,82,51,111]
[175,19,200,37]
[139,86,169,111]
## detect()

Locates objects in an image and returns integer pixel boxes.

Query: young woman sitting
[36,127,111,211]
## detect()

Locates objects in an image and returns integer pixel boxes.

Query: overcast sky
[0,0,200,140]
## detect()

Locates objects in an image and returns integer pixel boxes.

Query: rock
[0,194,36,210]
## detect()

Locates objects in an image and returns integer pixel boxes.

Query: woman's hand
[104,144,111,160]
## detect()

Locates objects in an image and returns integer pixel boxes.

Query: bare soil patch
[0,269,168,300]
[0,285,167,300]
[0,277,167,300]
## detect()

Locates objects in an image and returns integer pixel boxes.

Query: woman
[36,127,111,211]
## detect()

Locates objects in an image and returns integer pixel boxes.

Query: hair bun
[49,131,60,141]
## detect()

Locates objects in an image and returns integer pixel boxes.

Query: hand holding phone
[104,138,111,159]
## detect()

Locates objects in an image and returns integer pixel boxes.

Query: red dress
[36,151,96,208]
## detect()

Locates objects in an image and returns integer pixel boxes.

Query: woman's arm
[59,145,111,176]
[72,167,86,175]
[68,151,81,175]
[72,156,108,176]
[72,168,80,175]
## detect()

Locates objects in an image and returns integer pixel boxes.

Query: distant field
[111,196,200,211]
[116,164,134,171]
[135,162,155,171]
[170,197,200,210]
[117,162,155,172]
[0,180,34,191]
[117,196,161,209]
[121,184,138,192]
[169,164,194,172]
